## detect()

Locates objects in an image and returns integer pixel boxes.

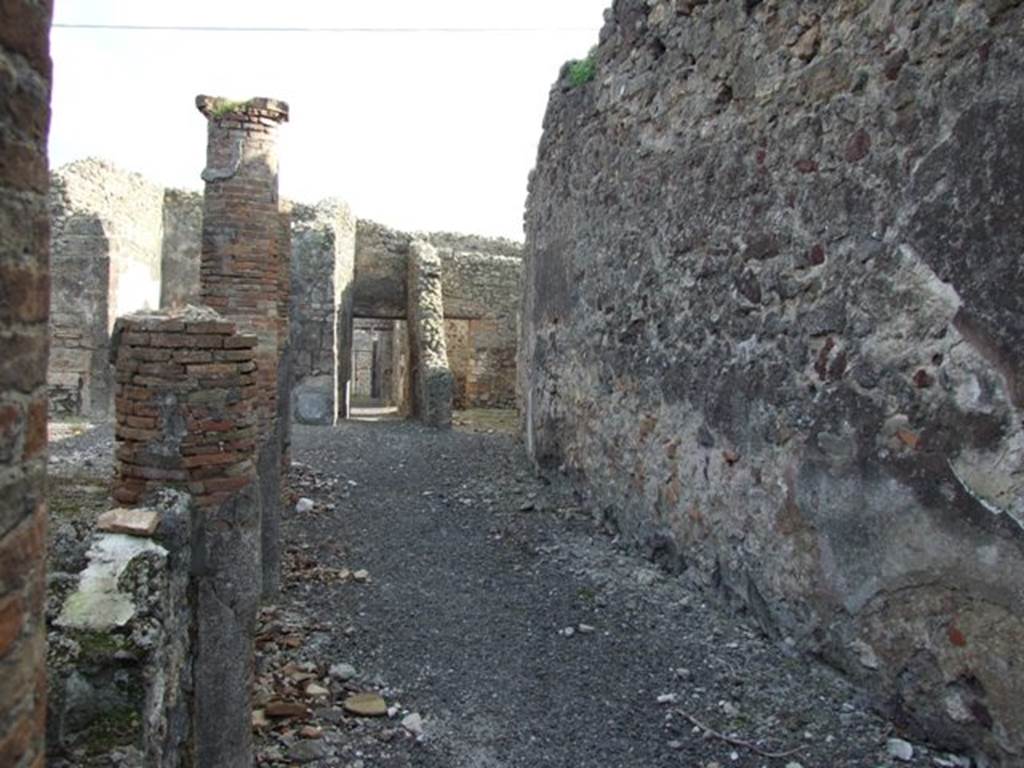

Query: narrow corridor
[246,417,940,767]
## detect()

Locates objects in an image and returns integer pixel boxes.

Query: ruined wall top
[195,94,289,124]
[51,157,165,213]
[356,219,524,259]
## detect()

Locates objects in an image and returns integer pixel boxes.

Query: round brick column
[111,308,262,767]
[196,94,289,596]
[111,310,258,508]
[0,2,53,765]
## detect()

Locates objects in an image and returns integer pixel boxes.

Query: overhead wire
[51,23,595,34]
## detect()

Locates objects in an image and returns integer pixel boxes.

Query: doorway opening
[350,318,408,420]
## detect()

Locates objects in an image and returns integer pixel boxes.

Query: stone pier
[289,201,357,424]
[406,241,453,427]
[196,94,290,597]
[0,1,53,765]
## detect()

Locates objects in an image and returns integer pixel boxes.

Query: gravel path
[254,418,960,768]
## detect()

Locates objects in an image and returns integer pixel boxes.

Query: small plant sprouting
[567,47,598,87]
[210,98,249,118]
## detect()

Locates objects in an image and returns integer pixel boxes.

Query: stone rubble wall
[49,159,164,417]
[352,220,411,320]
[160,189,202,309]
[0,2,53,765]
[522,0,1024,763]
[355,220,522,410]
[391,320,409,415]
[48,491,194,767]
[444,317,517,410]
[289,200,356,424]
[407,241,453,427]
[443,319,471,408]
[440,252,521,409]
[353,219,523,321]
[45,160,522,423]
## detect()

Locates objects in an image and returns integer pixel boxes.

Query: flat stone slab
[294,388,334,425]
[265,701,308,719]
[342,692,387,717]
[97,507,161,537]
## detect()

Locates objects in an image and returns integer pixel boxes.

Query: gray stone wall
[289,200,356,424]
[441,252,520,408]
[522,0,1024,763]
[49,159,164,416]
[444,318,472,408]
[392,320,409,415]
[407,241,453,427]
[352,220,410,319]
[426,230,523,259]
[353,218,523,322]
[440,251,521,322]
[160,189,202,309]
[354,220,522,410]
[45,160,523,422]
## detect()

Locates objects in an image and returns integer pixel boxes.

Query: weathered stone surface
[522,1,1024,764]
[289,200,356,423]
[407,241,453,428]
[342,692,387,717]
[55,533,167,631]
[441,252,521,409]
[160,188,202,309]
[293,380,335,426]
[352,222,521,321]
[0,2,52,765]
[48,490,194,766]
[353,220,522,412]
[49,159,164,416]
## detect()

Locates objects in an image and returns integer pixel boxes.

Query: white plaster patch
[948,458,1024,534]
[56,532,167,632]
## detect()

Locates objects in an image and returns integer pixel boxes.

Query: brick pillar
[196,94,289,597]
[0,2,53,766]
[111,308,261,768]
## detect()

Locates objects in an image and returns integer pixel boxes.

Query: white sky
[48,1,609,241]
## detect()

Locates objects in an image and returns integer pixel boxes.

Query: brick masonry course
[0,2,54,766]
[197,94,290,603]
[111,308,262,767]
